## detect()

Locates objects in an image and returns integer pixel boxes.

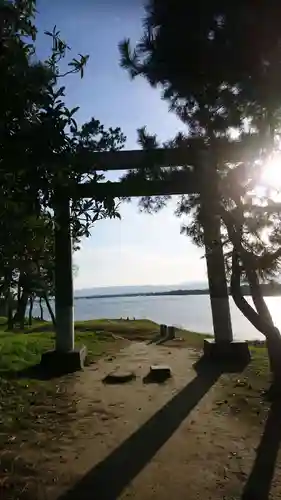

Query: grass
[0,329,121,374]
[215,344,271,424]
[0,318,210,375]
[0,318,157,374]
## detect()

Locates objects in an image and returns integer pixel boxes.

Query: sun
[261,152,281,190]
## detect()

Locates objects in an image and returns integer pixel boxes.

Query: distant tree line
[76,281,281,302]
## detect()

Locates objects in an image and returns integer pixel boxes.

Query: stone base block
[203,339,251,363]
[40,345,87,375]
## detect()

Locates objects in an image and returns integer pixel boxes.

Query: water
[32,294,281,341]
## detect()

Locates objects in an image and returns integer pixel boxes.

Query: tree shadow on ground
[241,398,281,500]
[59,355,249,500]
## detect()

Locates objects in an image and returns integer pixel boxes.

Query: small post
[54,193,74,352]
[167,326,175,340]
[160,324,167,338]
[199,152,233,344]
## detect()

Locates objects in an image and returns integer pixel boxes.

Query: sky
[35,0,207,289]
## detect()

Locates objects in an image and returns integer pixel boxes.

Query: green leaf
[70,106,79,116]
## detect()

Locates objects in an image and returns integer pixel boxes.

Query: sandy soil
[2,341,281,500]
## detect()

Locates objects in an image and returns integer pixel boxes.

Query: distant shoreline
[74,284,281,301]
[74,289,210,300]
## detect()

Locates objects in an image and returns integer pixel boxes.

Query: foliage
[120,1,281,146]
[0,0,126,327]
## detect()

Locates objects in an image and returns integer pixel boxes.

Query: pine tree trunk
[231,249,281,383]
[39,296,44,321]
[244,265,278,375]
[43,293,56,327]
[28,296,33,326]
[15,291,28,329]
[17,280,21,305]
[222,205,281,383]
[6,289,14,331]
[7,301,14,331]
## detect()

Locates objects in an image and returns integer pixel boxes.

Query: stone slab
[203,339,251,363]
[103,370,136,384]
[40,345,87,375]
[149,365,172,382]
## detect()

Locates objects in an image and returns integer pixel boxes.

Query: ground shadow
[59,355,248,500]
[147,333,162,345]
[0,364,66,381]
[242,399,281,500]
[142,372,170,384]
[102,372,136,385]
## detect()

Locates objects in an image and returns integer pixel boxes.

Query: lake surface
[32,294,281,341]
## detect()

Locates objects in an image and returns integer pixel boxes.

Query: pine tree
[119,1,281,382]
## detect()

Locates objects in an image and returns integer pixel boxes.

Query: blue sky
[35,0,207,289]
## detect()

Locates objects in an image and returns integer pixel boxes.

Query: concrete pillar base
[40,345,87,375]
[203,339,251,363]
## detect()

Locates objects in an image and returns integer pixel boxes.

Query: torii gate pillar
[200,154,250,362]
[40,194,87,374]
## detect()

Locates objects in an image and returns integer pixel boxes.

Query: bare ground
[2,341,281,500]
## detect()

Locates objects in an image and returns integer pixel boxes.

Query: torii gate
[41,144,251,372]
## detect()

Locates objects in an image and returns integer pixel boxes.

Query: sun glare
[261,153,281,190]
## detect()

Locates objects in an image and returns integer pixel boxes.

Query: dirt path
[4,342,281,499]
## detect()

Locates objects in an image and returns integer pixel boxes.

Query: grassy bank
[0,318,210,375]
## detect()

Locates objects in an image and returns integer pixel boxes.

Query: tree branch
[230,249,272,336]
